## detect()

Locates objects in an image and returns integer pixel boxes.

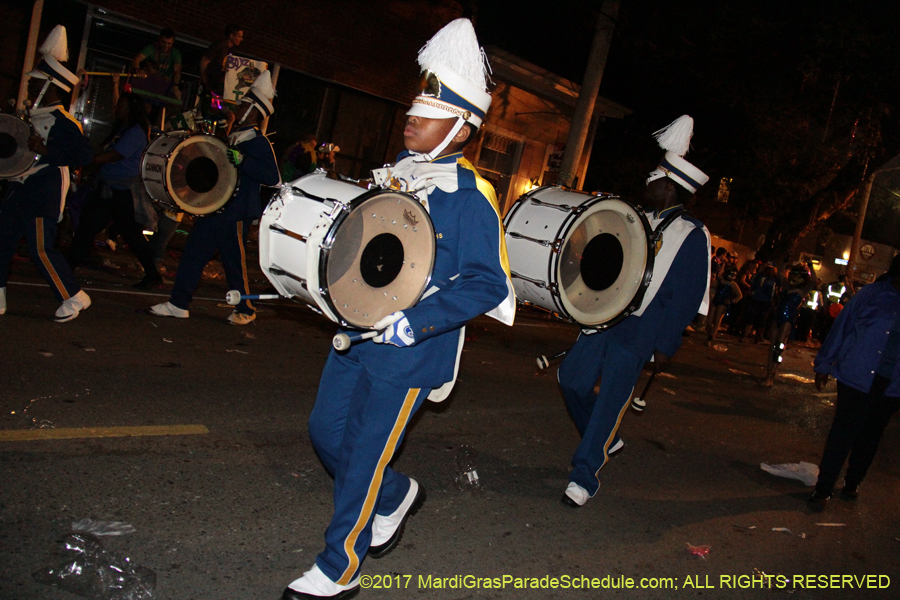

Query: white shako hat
[27,25,79,92]
[407,18,492,129]
[241,70,276,117]
[646,115,709,193]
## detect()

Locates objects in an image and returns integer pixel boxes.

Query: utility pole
[557,0,619,189]
[847,165,900,280]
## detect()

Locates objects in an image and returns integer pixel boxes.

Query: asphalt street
[1,242,899,600]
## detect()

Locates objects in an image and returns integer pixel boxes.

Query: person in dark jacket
[808,256,900,508]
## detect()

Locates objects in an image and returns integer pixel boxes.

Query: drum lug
[327,201,348,218]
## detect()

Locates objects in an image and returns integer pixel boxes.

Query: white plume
[39,25,69,63]
[417,18,487,91]
[653,115,694,157]
[250,70,275,100]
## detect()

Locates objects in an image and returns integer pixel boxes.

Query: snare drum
[259,172,436,329]
[140,131,238,215]
[503,187,653,328]
[0,114,39,179]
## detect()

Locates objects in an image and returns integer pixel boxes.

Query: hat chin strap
[417,116,467,163]
[235,102,257,127]
[32,79,52,109]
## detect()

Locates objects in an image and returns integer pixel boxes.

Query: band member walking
[280,19,515,599]
[0,26,94,322]
[150,71,279,324]
[557,115,712,507]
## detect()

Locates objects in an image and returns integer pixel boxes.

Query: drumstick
[225,290,282,305]
[536,349,568,369]
[630,370,657,412]
[332,331,378,351]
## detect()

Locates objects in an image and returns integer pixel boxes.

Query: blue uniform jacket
[1,103,93,219]
[814,278,900,396]
[219,126,280,221]
[603,220,709,360]
[345,154,510,389]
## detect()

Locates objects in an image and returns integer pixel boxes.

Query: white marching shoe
[150,301,189,319]
[369,478,425,558]
[54,290,91,323]
[0,287,6,315]
[282,564,360,599]
[561,482,591,508]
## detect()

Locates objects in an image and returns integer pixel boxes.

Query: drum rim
[140,130,239,216]
[505,188,611,318]
[505,188,655,328]
[0,114,40,179]
[557,197,655,328]
[317,187,436,329]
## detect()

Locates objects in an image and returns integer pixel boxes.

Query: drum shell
[259,172,436,329]
[504,187,652,328]
[140,131,238,215]
[0,114,39,179]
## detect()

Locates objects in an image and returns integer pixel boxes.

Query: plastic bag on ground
[32,532,155,600]
[760,461,819,487]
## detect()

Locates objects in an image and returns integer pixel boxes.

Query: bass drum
[503,186,653,329]
[0,114,39,179]
[140,131,238,215]
[259,171,436,329]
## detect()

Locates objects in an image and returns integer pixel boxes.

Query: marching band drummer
[0,26,93,322]
[557,116,713,508]
[280,19,515,600]
[149,70,279,324]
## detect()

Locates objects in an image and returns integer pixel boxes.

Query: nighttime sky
[474,0,900,246]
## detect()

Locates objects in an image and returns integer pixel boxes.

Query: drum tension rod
[507,231,560,249]
[510,271,559,295]
[528,198,589,213]
[269,224,308,243]
[268,266,308,290]
[290,187,345,214]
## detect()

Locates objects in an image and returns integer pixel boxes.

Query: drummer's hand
[373,311,415,347]
[652,351,670,373]
[815,372,829,392]
[227,149,243,166]
[28,134,48,155]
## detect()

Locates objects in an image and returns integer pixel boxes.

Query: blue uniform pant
[170,217,254,314]
[0,214,81,301]
[558,332,644,495]
[816,378,900,494]
[309,348,429,585]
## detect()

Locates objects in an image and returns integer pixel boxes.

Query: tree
[585,0,900,259]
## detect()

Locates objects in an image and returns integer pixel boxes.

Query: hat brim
[647,151,709,193]
[28,54,78,92]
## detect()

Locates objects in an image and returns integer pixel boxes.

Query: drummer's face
[403,115,456,155]
[27,77,45,99]
[643,177,674,212]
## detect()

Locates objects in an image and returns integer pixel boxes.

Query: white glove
[373,311,415,347]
